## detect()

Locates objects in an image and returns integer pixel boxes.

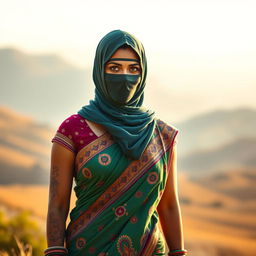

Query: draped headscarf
[77,30,156,159]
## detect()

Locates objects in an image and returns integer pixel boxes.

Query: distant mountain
[176,107,256,157]
[0,106,54,184]
[1,105,256,183]
[179,137,256,175]
[191,168,256,201]
[0,47,92,125]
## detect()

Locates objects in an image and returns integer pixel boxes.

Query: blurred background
[0,0,255,255]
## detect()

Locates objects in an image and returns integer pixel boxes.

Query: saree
[65,119,178,256]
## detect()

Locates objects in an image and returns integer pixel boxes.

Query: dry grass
[0,236,32,256]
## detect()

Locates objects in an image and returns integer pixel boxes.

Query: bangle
[44,246,68,256]
[168,249,188,255]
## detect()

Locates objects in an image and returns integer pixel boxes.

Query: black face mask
[104,73,141,105]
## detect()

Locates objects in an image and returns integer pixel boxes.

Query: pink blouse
[51,114,98,153]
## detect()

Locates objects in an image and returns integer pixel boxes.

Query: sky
[1,0,256,124]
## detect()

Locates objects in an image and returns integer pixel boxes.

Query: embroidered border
[139,224,159,256]
[75,133,114,172]
[52,132,76,153]
[67,122,178,242]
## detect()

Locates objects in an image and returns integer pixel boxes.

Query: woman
[45,30,187,256]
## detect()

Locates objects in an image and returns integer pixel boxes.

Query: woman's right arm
[46,142,75,247]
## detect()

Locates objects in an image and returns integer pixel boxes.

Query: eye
[129,66,141,74]
[109,65,120,72]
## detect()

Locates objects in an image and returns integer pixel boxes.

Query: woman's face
[104,47,142,105]
[104,47,141,75]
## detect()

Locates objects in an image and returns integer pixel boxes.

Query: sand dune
[0,106,53,183]
[0,172,256,255]
[178,172,239,207]
[183,210,256,255]
[179,172,256,255]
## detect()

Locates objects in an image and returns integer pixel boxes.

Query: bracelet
[168,249,188,256]
[169,254,186,256]
[44,246,68,256]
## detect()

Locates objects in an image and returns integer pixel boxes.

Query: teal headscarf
[78,30,156,159]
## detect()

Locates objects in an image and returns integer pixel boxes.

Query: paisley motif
[117,235,137,256]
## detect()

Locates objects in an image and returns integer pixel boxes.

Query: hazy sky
[1,0,256,123]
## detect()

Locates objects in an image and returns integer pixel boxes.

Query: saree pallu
[66,120,179,256]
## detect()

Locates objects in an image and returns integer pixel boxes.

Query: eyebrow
[106,61,140,66]
[108,58,139,62]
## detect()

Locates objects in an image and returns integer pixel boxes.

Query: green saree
[65,119,178,256]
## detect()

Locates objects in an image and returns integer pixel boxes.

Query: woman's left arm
[157,144,185,252]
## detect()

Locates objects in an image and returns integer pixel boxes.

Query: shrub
[0,210,46,256]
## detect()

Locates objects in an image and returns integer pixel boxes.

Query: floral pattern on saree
[66,120,178,256]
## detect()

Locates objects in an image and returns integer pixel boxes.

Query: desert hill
[179,137,256,175]
[0,106,54,184]
[176,107,256,157]
[1,105,256,183]
[179,171,256,256]
[191,168,256,202]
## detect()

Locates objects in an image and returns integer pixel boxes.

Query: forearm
[46,207,68,247]
[158,203,184,251]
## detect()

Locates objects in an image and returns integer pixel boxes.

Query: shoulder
[57,114,86,131]
[51,114,97,153]
[156,118,179,134]
[156,118,179,146]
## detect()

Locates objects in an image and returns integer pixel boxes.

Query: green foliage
[0,210,46,256]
